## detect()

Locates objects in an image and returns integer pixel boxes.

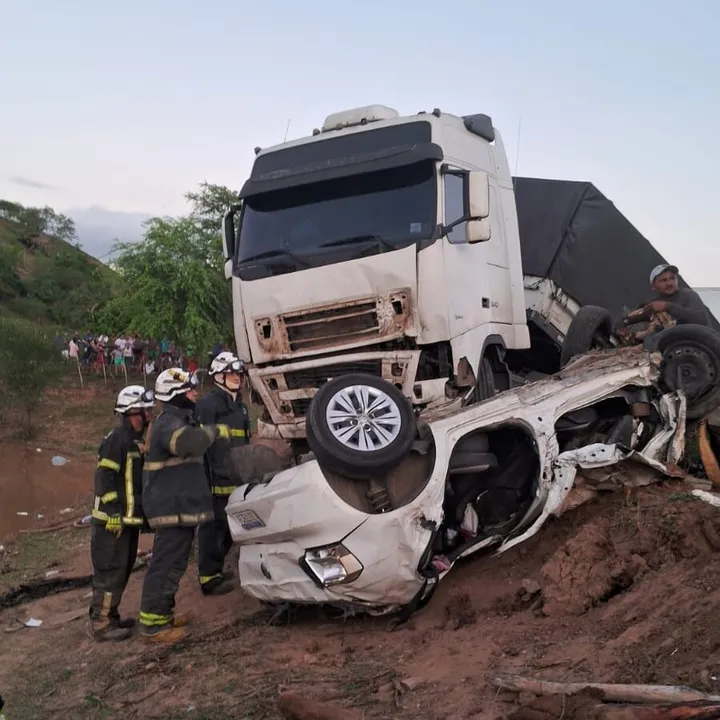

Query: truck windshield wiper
[317,235,396,253]
[241,249,311,268]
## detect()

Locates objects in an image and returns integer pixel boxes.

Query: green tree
[185,182,238,234]
[0,315,66,438]
[0,201,76,247]
[97,213,232,354]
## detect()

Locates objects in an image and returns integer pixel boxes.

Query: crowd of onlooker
[58,332,230,377]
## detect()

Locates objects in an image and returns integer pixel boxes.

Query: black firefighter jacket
[92,422,146,528]
[141,404,223,529]
[195,387,251,496]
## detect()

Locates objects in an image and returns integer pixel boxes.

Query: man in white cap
[630,264,709,327]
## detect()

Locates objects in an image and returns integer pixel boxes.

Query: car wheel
[653,325,720,420]
[560,305,613,367]
[306,373,417,480]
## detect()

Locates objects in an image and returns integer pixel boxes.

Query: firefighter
[196,352,251,595]
[138,368,231,643]
[89,384,155,642]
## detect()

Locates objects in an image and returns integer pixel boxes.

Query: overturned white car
[226,325,720,616]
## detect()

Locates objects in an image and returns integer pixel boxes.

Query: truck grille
[282,302,379,352]
[284,359,383,391]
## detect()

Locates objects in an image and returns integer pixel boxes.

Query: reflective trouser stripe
[101,592,112,618]
[211,486,237,496]
[199,574,223,586]
[138,611,172,627]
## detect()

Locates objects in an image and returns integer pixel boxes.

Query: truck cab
[222,105,530,446]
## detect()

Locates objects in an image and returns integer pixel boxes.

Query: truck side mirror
[223,259,233,280]
[222,208,238,260]
[467,171,490,219]
[466,219,491,244]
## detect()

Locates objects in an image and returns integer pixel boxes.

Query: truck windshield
[235,161,436,280]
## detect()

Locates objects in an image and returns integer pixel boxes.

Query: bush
[0,314,66,438]
[4,296,49,322]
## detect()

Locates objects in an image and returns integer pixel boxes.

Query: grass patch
[0,532,73,593]
[3,666,83,720]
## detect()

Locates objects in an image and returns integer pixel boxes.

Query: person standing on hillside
[195,352,251,596]
[89,385,155,642]
[138,368,231,644]
[68,336,79,362]
[123,336,134,371]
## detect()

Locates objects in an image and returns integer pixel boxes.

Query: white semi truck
[221,104,688,457]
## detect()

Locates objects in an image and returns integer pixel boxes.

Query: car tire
[560,305,613,367]
[306,373,417,480]
[653,324,720,420]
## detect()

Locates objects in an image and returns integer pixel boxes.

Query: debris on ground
[277,692,362,720]
[2,469,720,718]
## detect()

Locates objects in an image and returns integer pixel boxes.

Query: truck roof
[514,176,719,328]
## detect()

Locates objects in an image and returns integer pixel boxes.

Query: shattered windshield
[235,161,436,280]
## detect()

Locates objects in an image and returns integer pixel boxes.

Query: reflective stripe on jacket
[141,404,218,528]
[92,423,146,527]
[195,386,251,496]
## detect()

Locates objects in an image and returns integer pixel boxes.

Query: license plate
[235,509,265,531]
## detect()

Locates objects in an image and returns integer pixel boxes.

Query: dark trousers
[197,495,232,585]
[139,526,195,627]
[89,524,139,621]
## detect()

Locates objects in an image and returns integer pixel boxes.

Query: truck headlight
[301,544,363,587]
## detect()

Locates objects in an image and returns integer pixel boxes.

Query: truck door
[443,174,513,340]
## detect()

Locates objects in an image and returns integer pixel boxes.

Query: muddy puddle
[0,445,94,539]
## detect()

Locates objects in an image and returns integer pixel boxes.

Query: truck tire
[653,325,720,420]
[306,373,417,480]
[560,305,613,367]
[464,357,496,406]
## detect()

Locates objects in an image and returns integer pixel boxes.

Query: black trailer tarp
[513,176,718,328]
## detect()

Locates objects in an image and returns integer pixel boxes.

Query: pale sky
[1,0,718,282]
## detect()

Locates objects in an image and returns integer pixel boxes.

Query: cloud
[67,206,152,259]
[8,175,61,191]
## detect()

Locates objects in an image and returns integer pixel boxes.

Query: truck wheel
[654,325,720,420]
[560,306,613,367]
[306,373,417,480]
[464,357,496,405]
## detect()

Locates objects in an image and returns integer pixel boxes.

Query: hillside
[0,199,116,331]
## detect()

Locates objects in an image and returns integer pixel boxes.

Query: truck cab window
[444,174,466,244]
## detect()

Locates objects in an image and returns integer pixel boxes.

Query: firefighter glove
[105,515,123,535]
[216,424,231,440]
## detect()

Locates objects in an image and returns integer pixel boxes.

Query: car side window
[444,174,466,244]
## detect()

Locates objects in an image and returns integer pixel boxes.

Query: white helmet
[115,385,155,414]
[155,368,199,402]
[209,351,245,377]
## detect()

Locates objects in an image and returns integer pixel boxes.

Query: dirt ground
[1,380,720,719]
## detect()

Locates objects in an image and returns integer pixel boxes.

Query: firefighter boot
[172,612,193,627]
[109,612,136,630]
[200,576,234,597]
[91,618,133,643]
[140,624,191,644]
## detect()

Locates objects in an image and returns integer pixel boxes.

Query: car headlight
[301,543,363,587]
